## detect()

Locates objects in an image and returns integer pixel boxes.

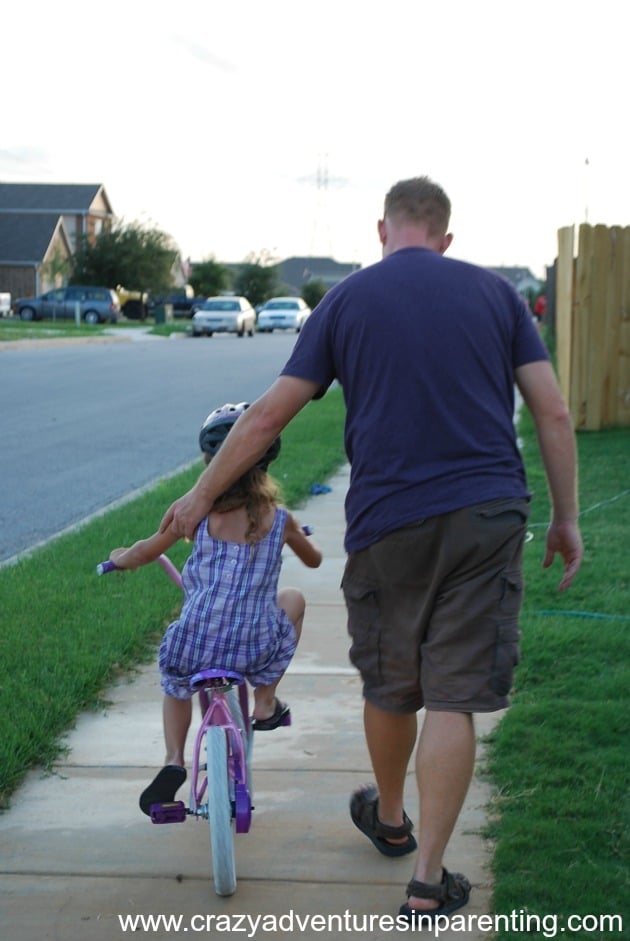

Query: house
[219,254,361,298]
[277,256,361,294]
[0,214,72,298]
[486,266,542,297]
[0,182,114,298]
[0,183,114,251]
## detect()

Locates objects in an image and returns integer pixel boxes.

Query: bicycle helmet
[198,402,281,469]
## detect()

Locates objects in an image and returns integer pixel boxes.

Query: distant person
[107,403,322,814]
[159,177,582,921]
[533,293,547,324]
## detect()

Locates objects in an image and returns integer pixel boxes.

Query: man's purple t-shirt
[281,247,549,553]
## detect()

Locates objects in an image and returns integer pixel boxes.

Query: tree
[189,258,229,298]
[70,221,179,294]
[41,246,71,292]
[233,262,279,308]
[301,278,328,310]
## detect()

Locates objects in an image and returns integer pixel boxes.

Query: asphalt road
[0,331,301,563]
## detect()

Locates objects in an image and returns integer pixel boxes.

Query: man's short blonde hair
[383,177,451,235]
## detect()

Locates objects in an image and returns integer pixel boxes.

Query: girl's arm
[283,513,323,569]
[109,521,182,571]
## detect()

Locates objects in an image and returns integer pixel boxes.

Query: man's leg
[364,701,417,838]
[408,710,476,910]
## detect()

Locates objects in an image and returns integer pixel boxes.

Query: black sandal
[252,699,291,731]
[398,868,471,922]
[139,764,187,816]
[350,784,417,857]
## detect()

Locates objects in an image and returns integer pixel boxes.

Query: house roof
[487,266,541,290]
[0,182,112,215]
[278,255,360,292]
[0,213,70,265]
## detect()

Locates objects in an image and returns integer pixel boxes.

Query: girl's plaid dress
[159,508,296,699]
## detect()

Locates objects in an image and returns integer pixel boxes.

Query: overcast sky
[2,0,627,278]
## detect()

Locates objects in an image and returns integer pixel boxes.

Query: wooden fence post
[556,226,575,406]
[556,223,630,429]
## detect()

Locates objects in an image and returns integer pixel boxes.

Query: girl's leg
[139,694,190,814]
[252,587,304,721]
[163,694,192,767]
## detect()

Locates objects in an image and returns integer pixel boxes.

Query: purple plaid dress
[159,507,296,700]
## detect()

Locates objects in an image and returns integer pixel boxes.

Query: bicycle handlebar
[97,526,313,582]
[96,554,183,589]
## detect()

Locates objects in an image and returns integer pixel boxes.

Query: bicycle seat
[190,668,244,689]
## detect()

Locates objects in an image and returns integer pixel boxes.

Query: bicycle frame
[97,552,256,895]
[188,669,253,834]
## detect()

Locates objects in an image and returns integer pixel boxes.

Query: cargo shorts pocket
[490,621,521,697]
[342,575,382,680]
[500,569,524,618]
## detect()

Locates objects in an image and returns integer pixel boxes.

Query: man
[160,177,582,920]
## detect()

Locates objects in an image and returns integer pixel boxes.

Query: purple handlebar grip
[96,560,119,575]
[302,525,314,536]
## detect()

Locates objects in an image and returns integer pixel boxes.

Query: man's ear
[377,219,387,246]
[439,232,454,254]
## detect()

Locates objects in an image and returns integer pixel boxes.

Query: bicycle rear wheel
[206,726,236,896]
[227,686,253,783]
[226,686,253,832]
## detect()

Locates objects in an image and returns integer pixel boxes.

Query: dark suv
[148,293,205,318]
[13,286,120,324]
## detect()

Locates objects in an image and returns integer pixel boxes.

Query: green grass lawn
[485,412,629,937]
[0,317,112,340]
[0,317,186,341]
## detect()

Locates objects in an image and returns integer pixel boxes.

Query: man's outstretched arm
[515,360,583,591]
[160,375,321,539]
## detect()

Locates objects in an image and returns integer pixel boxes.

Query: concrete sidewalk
[0,466,500,940]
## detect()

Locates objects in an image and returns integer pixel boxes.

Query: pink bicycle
[97,552,289,896]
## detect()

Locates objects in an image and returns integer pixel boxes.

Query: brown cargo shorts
[341,497,530,714]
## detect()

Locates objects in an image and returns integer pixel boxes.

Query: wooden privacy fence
[556,223,630,429]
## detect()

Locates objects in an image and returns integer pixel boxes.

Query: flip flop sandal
[398,868,471,922]
[139,764,187,816]
[350,784,417,857]
[252,699,291,731]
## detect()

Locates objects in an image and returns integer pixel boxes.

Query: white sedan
[257,297,311,333]
[192,297,256,337]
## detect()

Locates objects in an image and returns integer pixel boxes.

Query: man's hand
[543,519,583,592]
[160,489,208,540]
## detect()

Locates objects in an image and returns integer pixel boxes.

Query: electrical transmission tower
[298,154,347,257]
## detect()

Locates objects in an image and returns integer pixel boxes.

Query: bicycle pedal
[150,800,187,824]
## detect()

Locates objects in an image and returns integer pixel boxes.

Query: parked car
[257,297,311,333]
[12,286,120,324]
[148,292,205,318]
[192,296,256,337]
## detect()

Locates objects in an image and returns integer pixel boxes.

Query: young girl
[108,402,322,814]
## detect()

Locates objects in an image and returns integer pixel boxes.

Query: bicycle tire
[206,726,236,896]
